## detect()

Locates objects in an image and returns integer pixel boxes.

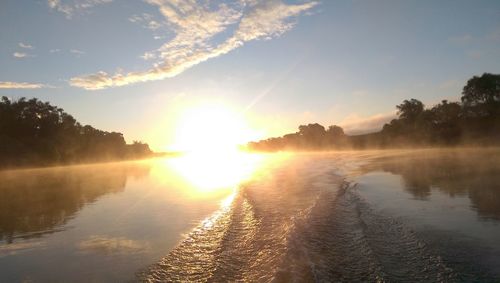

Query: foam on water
[140,155,463,282]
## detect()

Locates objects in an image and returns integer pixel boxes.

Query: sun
[170,103,258,153]
[155,102,265,193]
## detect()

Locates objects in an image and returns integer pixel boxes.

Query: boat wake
[140,158,456,282]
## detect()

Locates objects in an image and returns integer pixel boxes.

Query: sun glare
[161,151,265,193]
[171,103,258,153]
[150,102,268,194]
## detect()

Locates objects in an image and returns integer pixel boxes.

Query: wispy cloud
[13,52,34,58]
[340,111,397,135]
[70,0,318,90]
[13,52,27,58]
[70,49,85,56]
[0,81,49,89]
[129,13,162,30]
[50,48,61,53]
[140,51,156,60]
[19,42,34,49]
[48,0,113,19]
[147,20,162,30]
[129,13,151,23]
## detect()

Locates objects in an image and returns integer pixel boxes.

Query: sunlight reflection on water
[154,151,266,193]
[3,149,499,282]
[0,153,281,282]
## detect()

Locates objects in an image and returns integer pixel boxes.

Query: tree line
[248,73,500,151]
[0,96,152,168]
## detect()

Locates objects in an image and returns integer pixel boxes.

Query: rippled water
[1,149,500,282]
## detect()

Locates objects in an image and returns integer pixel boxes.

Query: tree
[326,125,344,137]
[430,100,462,143]
[248,73,500,151]
[325,125,346,147]
[461,73,500,117]
[298,123,326,148]
[0,96,152,167]
[396,99,424,122]
[462,73,500,106]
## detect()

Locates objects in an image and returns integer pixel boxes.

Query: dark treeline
[248,73,500,151]
[0,96,153,168]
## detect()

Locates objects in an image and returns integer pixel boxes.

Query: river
[1,149,499,282]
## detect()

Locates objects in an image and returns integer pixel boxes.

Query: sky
[1,0,499,151]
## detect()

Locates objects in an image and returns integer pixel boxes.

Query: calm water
[1,149,499,282]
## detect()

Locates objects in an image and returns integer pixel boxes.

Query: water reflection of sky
[354,149,500,276]
[356,149,500,221]
[1,149,499,282]
[0,153,266,282]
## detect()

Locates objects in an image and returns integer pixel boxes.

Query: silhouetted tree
[460,73,500,139]
[430,100,462,143]
[326,125,346,147]
[0,97,152,168]
[396,99,424,123]
[127,141,152,158]
[327,125,344,137]
[248,73,500,151]
[461,73,500,117]
[298,123,326,148]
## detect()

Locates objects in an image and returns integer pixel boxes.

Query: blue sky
[1,0,499,150]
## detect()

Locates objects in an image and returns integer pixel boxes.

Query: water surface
[1,149,499,282]
[0,155,254,282]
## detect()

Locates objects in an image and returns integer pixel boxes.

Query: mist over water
[142,149,500,282]
[0,159,234,282]
[1,149,499,282]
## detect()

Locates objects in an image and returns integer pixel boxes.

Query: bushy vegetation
[249,73,500,151]
[0,97,152,168]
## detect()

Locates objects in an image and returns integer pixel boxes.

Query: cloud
[50,48,61,53]
[13,52,29,58]
[140,51,156,60]
[129,13,151,22]
[48,0,113,19]
[78,235,149,255]
[147,20,162,30]
[70,0,318,90]
[19,42,34,49]
[0,81,49,89]
[14,44,36,58]
[129,13,162,30]
[339,111,397,135]
[70,49,85,56]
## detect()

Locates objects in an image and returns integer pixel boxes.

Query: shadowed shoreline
[0,96,163,170]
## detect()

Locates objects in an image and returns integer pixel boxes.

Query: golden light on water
[149,101,290,197]
[150,150,269,199]
[149,102,268,195]
[164,151,264,192]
